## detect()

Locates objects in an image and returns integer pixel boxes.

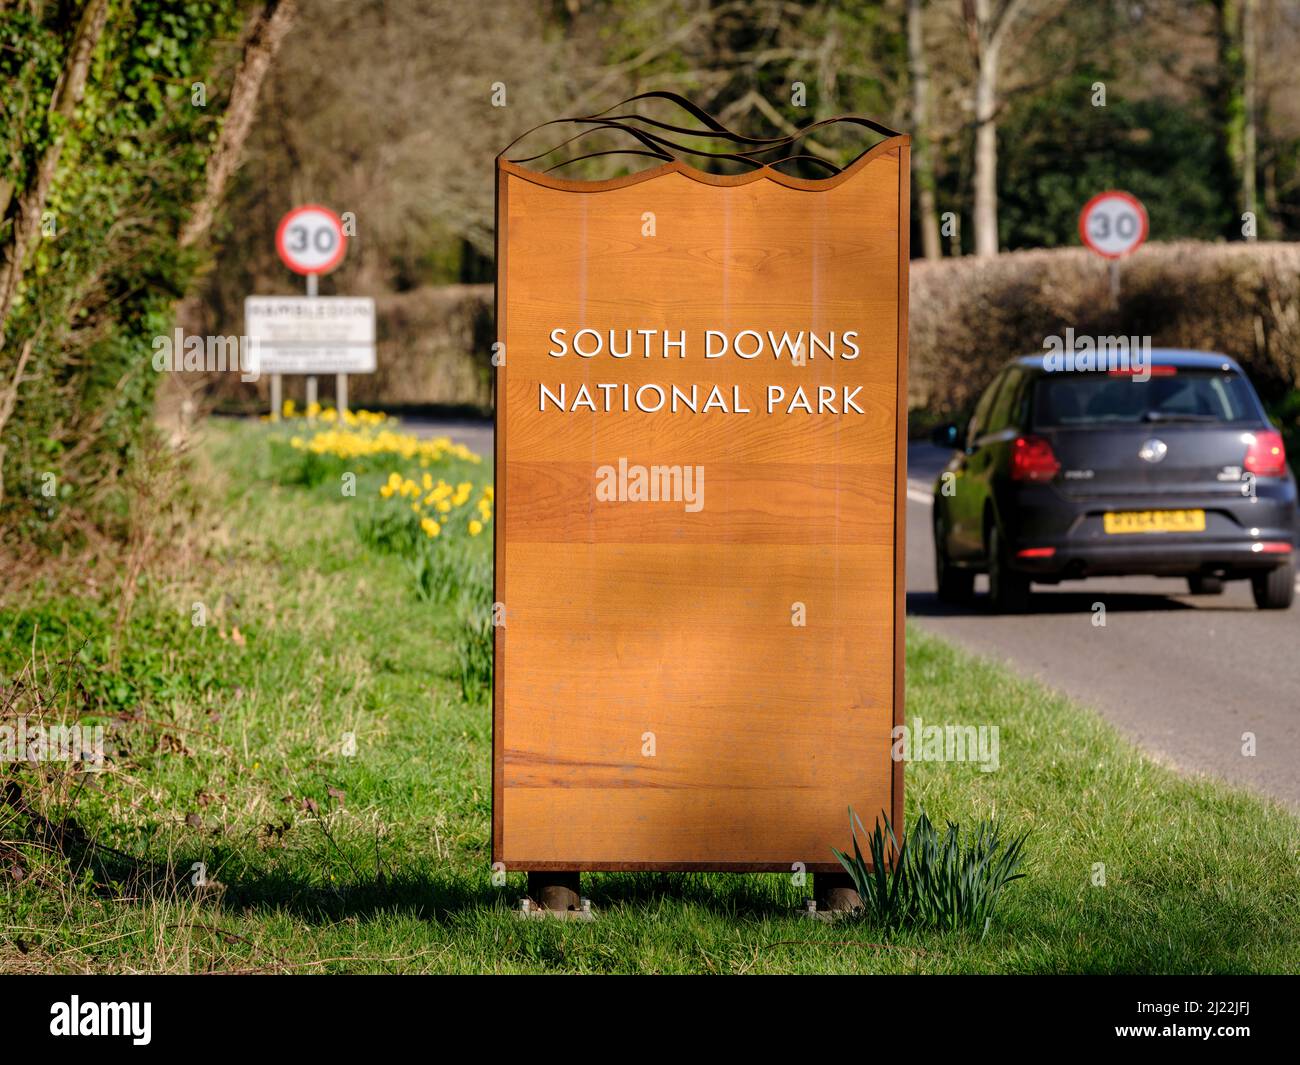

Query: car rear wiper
[1141,411,1220,423]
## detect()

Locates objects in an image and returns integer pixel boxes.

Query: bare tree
[965,0,1032,257]
[180,0,299,250]
[206,0,911,312]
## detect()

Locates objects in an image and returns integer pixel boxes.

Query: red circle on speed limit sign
[1079,190,1148,260]
[275,204,347,275]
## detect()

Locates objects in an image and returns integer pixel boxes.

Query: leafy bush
[0,1,248,545]
[998,78,1231,249]
[833,807,1029,935]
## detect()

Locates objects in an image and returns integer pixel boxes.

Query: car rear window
[1032,368,1260,428]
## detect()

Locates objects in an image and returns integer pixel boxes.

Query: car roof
[1010,348,1242,373]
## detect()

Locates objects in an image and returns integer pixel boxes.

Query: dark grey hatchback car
[930,349,1297,612]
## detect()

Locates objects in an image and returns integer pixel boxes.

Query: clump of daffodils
[276,400,388,427]
[381,472,493,537]
[287,419,480,466]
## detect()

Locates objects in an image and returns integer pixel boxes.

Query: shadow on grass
[7,776,804,926]
[216,866,803,923]
[581,870,802,917]
[17,800,1293,973]
[216,866,491,921]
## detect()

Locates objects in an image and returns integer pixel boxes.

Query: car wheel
[934,512,974,604]
[1251,558,1295,610]
[987,523,1030,614]
[1187,576,1224,596]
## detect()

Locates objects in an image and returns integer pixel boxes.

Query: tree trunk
[971,0,999,258]
[0,340,33,505]
[1242,0,1261,236]
[972,46,999,256]
[908,0,942,260]
[165,0,298,435]
[179,0,299,250]
[0,0,110,346]
[1216,0,1248,233]
[969,0,1031,259]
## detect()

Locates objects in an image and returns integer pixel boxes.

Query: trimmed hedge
[909,241,1300,414]
[192,242,1300,432]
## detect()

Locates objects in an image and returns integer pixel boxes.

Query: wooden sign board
[494,116,910,872]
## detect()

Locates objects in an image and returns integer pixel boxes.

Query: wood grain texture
[494,142,909,870]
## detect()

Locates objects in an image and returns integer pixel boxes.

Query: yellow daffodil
[468,519,483,536]
[285,424,480,466]
[421,517,441,537]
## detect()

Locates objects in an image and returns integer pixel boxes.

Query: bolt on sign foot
[493,94,910,875]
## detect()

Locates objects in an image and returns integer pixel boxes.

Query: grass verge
[0,417,1296,973]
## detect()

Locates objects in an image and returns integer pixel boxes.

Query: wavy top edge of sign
[498,91,909,191]
[499,137,907,194]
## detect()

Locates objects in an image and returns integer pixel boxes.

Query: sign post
[305,272,319,409]
[1079,190,1149,308]
[493,101,910,906]
[272,204,349,414]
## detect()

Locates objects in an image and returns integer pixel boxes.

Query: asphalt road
[401,415,494,460]
[907,442,1300,809]
[406,416,1300,808]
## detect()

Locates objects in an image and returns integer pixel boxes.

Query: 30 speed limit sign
[1079,191,1148,259]
[275,204,347,275]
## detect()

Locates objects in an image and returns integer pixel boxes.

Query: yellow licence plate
[1103,509,1206,534]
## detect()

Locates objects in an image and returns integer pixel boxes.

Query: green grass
[1,418,1297,973]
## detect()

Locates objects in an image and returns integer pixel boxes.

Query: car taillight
[1011,435,1060,482]
[1244,430,1287,478]
[1107,365,1177,377]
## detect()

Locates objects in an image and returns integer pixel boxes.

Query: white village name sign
[243,296,376,376]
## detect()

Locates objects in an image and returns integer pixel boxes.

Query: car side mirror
[930,422,961,449]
